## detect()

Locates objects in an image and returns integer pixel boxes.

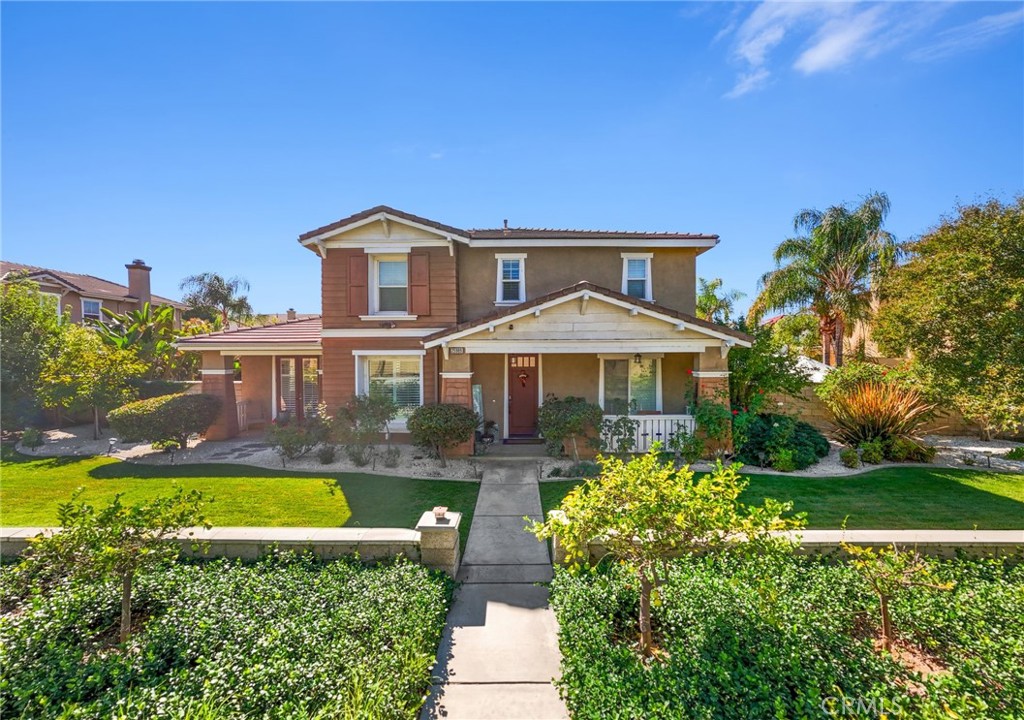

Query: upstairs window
[82,299,103,323]
[495,254,526,304]
[374,256,408,313]
[621,253,653,301]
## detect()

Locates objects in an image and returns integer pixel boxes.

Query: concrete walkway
[421,460,568,719]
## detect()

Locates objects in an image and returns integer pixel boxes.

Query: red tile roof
[0,261,187,309]
[176,316,322,347]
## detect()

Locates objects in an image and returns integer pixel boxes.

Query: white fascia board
[299,212,470,246]
[175,343,321,354]
[467,238,719,249]
[321,328,445,338]
[351,349,426,356]
[453,340,716,354]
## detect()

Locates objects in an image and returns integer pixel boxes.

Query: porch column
[440,352,474,457]
[695,347,732,452]
[201,352,239,441]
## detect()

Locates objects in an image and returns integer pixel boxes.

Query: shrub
[734,414,829,470]
[859,437,885,464]
[334,394,398,470]
[537,395,604,463]
[884,436,936,463]
[601,413,639,454]
[1005,447,1024,461]
[130,378,189,400]
[816,361,930,409]
[840,446,861,468]
[316,444,337,464]
[0,555,454,719]
[381,446,401,468]
[694,396,732,457]
[829,381,936,448]
[152,439,181,453]
[20,427,43,449]
[265,406,331,467]
[548,466,563,478]
[668,428,705,464]
[407,403,479,467]
[108,392,222,447]
[565,461,601,478]
[770,447,797,472]
[344,442,372,467]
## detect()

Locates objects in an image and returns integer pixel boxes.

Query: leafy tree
[17,488,208,643]
[335,394,399,468]
[179,272,253,325]
[727,318,809,409]
[749,192,899,366]
[39,325,148,439]
[531,446,804,657]
[770,312,821,359]
[874,198,1024,439]
[0,276,65,428]
[537,395,604,463]
[96,302,199,380]
[696,277,745,324]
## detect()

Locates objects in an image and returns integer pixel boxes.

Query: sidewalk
[421,461,568,719]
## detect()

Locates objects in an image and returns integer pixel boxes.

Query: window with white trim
[362,355,423,418]
[621,253,653,301]
[82,299,103,323]
[373,256,408,313]
[602,357,659,414]
[495,254,526,304]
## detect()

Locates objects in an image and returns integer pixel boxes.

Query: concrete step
[422,682,568,719]
[458,563,553,584]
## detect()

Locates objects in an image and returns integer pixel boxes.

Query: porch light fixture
[633,353,642,364]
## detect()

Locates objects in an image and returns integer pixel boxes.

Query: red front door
[508,354,539,436]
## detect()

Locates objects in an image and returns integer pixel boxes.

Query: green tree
[727,318,809,409]
[17,488,208,643]
[749,192,899,367]
[696,277,745,324]
[39,324,148,439]
[0,276,65,428]
[770,312,821,359]
[96,302,199,380]
[530,446,804,657]
[874,198,1024,439]
[179,272,254,325]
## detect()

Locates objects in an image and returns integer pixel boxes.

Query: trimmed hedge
[0,555,454,719]
[734,413,830,470]
[407,403,478,467]
[108,392,222,447]
[551,554,1024,719]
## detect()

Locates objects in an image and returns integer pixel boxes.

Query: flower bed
[551,554,1023,719]
[1,555,453,719]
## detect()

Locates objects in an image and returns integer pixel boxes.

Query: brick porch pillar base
[694,371,732,453]
[201,352,239,441]
[440,372,474,457]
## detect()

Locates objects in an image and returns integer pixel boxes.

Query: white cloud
[909,7,1024,62]
[724,67,771,99]
[429,151,444,161]
[794,5,887,74]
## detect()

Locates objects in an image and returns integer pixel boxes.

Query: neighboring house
[178,206,752,451]
[0,259,187,326]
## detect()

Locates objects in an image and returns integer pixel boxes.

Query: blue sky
[3,1,1022,314]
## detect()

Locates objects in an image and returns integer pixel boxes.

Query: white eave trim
[299,211,471,246]
[321,328,445,338]
[175,343,322,353]
[466,238,719,249]
[423,289,750,348]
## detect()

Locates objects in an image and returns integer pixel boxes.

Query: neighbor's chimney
[125,259,152,306]
[503,219,509,236]
[287,308,297,321]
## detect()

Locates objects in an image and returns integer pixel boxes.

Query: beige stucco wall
[457,246,697,320]
[663,353,697,413]
[238,356,274,427]
[471,354,506,436]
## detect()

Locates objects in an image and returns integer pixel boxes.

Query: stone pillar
[416,510,462,577]
[695,346,733,453]
[201,352,239,440]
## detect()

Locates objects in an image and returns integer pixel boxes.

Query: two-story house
[178,206,751,450]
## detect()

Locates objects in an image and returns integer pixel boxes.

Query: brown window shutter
[347,254,368,316]
[409,252,430,316]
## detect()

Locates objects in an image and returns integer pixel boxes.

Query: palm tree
[748,192,899,366]
[696,277,745,324]
[179,273,254,325]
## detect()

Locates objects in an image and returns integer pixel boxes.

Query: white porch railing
[602,414,696,453]
[236,400,249,431]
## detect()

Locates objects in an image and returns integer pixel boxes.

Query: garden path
[421,460,568,719]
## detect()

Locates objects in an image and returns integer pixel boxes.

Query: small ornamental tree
[842,542,953,653]
[727,318,810,410]
[108,392,222,448]
[407,403,479,467]
[537,395,604,463]
[530,446,804,657]
[335,393,399,468]
[17,488,209,643]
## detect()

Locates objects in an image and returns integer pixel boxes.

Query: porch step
[504,437,544,445]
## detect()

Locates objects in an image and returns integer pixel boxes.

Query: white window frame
[353,349,426,430]
[81,298,103,323]
[621,252,653,302]
[495,253,527,305]
[597,353,663,413]
[368,253,413,317]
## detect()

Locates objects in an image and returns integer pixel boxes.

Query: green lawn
[540,466,1024,529]
[0,449,479,549]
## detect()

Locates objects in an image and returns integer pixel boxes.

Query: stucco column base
[440,373,475,458]
[416,510,462,577]
[201,352,239,441]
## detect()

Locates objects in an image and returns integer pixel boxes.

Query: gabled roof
[298,206,719,250]
[175,316,322,349]
[0,261,187,309]
[422,281,753,347]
